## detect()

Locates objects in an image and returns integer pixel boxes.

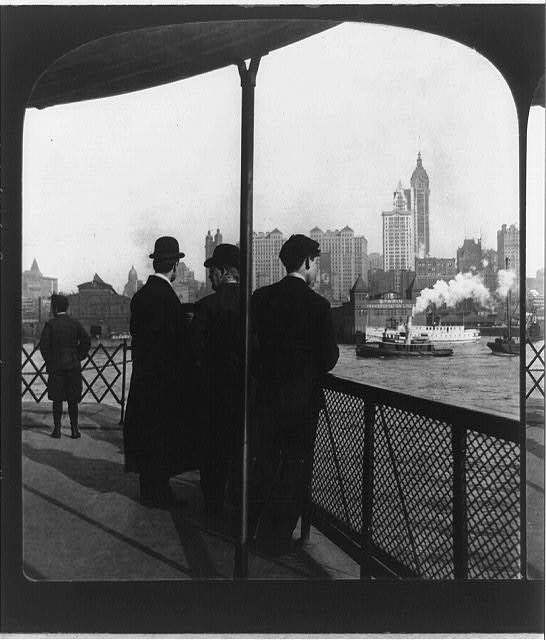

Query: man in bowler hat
[192,243,241,516]
[40,293,91,439]
[124,236,194,507]
[249,234,339,553]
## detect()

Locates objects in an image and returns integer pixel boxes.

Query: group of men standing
[123,232,339,554]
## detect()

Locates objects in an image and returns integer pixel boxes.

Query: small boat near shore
[355,323,454,359]
[487,265,520,357]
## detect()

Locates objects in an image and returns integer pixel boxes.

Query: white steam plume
[414,271,491,314]
[496,269,517,299]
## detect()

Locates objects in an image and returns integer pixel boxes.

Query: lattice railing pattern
[372,404,453,579]
[312,377,522,580]
[466,430,521,579]
[22,342,129,410]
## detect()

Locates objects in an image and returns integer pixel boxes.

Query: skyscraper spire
[410,151,430,257]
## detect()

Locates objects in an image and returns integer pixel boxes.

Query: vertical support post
[119,339,127,425]
[517,100,529,579]
[234,57,260,580]
[361,395,375,579]
[452,426,468,579]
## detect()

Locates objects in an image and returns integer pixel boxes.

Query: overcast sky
[23,21,544,294]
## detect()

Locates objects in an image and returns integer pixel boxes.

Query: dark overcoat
[249,275,339,544]
[251,275,339,427]
[39,314,91,402]
[124,275,196,476]
[191,283,241,505]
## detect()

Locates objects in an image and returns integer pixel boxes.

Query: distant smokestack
[496,269,516,299]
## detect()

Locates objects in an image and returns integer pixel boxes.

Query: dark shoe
[70,427,81,439]
[50,427,61,439]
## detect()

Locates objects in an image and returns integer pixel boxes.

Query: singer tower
[410,151,430,258]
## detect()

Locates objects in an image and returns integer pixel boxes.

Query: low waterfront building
[368,268,415,300]
[331,275,414,343]
[67,273,131,338]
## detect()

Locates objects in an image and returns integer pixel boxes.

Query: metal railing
[526,338,545,398]
[306,374,522,580]
[22,343,526,580]
[22,341,131,423]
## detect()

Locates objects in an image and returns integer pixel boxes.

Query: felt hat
[204,243,240,269]
[149,236,185,260]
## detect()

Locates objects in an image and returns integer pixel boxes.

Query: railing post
[299,449,313,544]
[361,394,375,579]
[452,425,468,579]
[234,56,260,580]
[119,339,127,425]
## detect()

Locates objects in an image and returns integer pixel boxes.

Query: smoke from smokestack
[496,269,517,299]
[414,271,491,314]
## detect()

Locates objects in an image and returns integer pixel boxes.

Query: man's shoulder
[194,291,217,311]
[305,286,331,309]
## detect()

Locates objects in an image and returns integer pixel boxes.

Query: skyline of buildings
[21,151,534,314]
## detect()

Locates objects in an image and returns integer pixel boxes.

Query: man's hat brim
[149,251,185,259]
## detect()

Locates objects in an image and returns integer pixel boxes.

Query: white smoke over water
[414,271,491,314]
[496,269,517,299]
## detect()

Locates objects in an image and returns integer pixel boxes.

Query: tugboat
[356,317,453,358]
[487,261,519,356]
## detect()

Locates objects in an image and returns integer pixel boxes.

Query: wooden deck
[21,402,359,581]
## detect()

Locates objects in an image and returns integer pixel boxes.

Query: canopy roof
[28,19,340,109]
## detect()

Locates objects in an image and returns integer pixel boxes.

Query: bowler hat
[204,243,240,269]
[149,236,185,260]
[279,234,320,267]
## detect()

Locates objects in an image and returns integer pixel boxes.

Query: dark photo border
[1,3,544,633]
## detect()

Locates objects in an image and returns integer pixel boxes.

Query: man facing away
[124,236,194,508]
[39,293,91,439]
[191,243,241,516]
[249,234,339,554]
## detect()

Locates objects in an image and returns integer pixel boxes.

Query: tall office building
[382,181,415,272]
[205,228,223,261]
[204,228,223,292]
[368,252,383,271]
[410,151,430,258]
[457,238,482,273]
[310,226,369,302]
[497,223,520,280]
[253,228,285,289]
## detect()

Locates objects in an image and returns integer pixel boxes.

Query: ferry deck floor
[19,399,543,582]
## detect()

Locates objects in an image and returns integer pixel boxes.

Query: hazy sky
[23,21,544,293]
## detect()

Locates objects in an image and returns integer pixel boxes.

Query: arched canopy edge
[27,19,341,110]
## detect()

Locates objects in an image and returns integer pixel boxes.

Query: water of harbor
[23,338,543,419]
[332,338,544,420]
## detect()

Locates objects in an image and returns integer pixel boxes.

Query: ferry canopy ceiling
[23,8,544,111]
[27,20,340,109]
